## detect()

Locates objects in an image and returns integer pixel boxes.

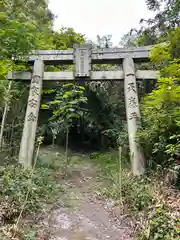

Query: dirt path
[41,159,135,240]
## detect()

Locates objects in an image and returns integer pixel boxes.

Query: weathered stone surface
[19,60,44,168]
[8,70,159,81]
[123,57,145,175]
[73,44,92,78]
[28,45,153,64]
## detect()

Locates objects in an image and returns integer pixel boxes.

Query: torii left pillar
[19,60,44,168]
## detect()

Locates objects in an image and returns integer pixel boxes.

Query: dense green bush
[138,205,180,240]
[92,152,179,239]
[137,28,180,182]
[92,152,153,212]
[0,164,62,224]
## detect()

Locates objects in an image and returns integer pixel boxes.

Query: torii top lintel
[28,44,153,65]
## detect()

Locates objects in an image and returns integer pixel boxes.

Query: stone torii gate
[8,44,159,175]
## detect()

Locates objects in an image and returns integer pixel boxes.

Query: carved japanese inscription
[129,112,138,120]
[127,82,136,93]
[31,86,39,97]
[28,98,38,108]
[128,96,138,108]
[73,44,91,78]
[32,75,40,84]
[127,80,138,120]
[19,60,44,168]
[123,57,145,175]
[27,112,36,122]
[80,49,85,74]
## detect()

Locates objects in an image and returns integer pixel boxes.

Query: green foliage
[103,172,153,212]
[24,230,36,240]
[77,81,125,149]
[52,27,85,49]
[92,152,179,239]
[121,1,180,47]
[144,0,180,31]
[42,84,87,143]
[0,14,37,58]
[0,80,29,158]
[96,34,113,48]
[120,31,139,47]
[0,0,53,59]
[40,34,125,150]
[92,152,153,212]
[49,84,87,121]
[0,0,56,160]
[138,205,180,240]
[137,28,180,175]
[0,164,62,223]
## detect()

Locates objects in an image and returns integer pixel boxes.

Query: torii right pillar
[123,57,145,175]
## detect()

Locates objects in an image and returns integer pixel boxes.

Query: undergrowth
[91,151,180,240]
[0,162,63,239]
[91,151,153,212]
[138,204,180,240]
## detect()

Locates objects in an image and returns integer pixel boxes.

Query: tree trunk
[0,81,13,150]
[65,127,69,165]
